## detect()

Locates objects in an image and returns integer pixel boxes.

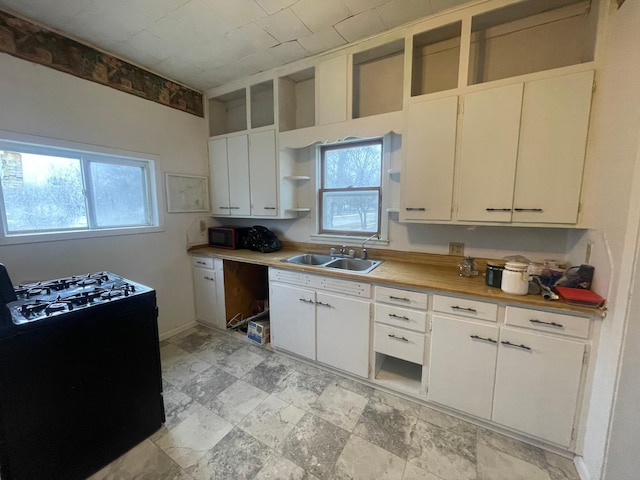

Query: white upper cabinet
[209,137,231,215]
[249,130,278,216]
[457,83,524,222]
[512,70,594,224]
[226,135,251,216]
[315,55,348,126]
[401,96,458,221]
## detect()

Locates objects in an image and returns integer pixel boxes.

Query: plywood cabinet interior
[401,95,458,221]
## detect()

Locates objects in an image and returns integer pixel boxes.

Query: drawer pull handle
[204,276,214,281]
[405,207,426,211]
[529,319,563,328]
[316,301,332,308]
[196,261,206,265]
[514,208,544,212]
[388,334,409,342]
[219,206,230,210]
[501,340,531,351]
[470,334,497,344]
[229,206,241,210]
[299,298,314,304]
[389,313,410,321]
[452,306,477,313]
[389,296,411,302]
[264,207,277,210]
[486,208,512,212]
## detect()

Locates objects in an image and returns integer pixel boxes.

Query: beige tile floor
[90,325,581,480]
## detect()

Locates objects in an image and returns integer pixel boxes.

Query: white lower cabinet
[192,257,225,329]
[269,282,316,360]
[492,328,585,447]
[316,291,371,378]
[428,315,498,419]
[268,268,372,377]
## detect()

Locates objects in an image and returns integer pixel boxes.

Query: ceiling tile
[236,50,279,72]
[268,40,307,64]
[148,15,208,47]
[202,0,267,27]
[128,0,188,22]
[226,23,278,51]
[254,0,297,15]
[377,0,433,29]
[108,40,166,68]
[342,0,390,15]
[171,0,234,39]
[334,9,384,43]
[297,27,346,54]
[430,0,474,13]
[156,55,204,79]
[291,0,351,33]
[180,42,227,69]
[126,30,173,61]
[256,8,311,43]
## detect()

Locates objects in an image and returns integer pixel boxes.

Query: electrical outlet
[585,243,593,264]
[449,242,465,256]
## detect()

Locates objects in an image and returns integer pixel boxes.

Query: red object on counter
[555,286,605,307]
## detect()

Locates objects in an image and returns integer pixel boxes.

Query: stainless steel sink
[281,253,334,265]
[324,258,383,273]
[281,253,383,274]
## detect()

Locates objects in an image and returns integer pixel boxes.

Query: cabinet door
[316,56,348,126]
[316,292,371,378]
[269,282,316,360]
[400,96,458,221]
[428,315,499,419]
[249,130,278,216]
[457,83,523,222]
[226,135,251,216]
[512,71,594,224]
[209,138,230,215]
[193,266,218,327]
[492,328,585,447]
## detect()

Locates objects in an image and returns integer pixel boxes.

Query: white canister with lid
[501,262,529,295]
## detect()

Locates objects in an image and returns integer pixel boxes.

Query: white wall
[0,53,209,337]
[569,1,640,478]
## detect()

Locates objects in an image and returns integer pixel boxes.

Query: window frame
[0,131,163,245]
[317,138,384,237]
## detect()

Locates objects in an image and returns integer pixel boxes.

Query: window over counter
[0,133,162,243]
[318,139,382,236]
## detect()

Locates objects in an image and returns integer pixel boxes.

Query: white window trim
[311,134,392,243]
[0,130,164,245]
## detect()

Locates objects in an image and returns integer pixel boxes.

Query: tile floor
[90,325,581,480]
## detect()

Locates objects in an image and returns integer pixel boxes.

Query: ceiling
[0,0,474,92]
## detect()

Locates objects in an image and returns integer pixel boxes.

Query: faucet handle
[330,247,336,256]
[348,249,355,258]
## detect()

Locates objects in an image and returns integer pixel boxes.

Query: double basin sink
[281,253,383,274]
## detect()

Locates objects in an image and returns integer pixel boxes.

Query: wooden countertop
[188,244,605,318]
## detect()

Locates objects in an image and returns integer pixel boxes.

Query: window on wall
[319,139,382,236]
[0,136,160,240]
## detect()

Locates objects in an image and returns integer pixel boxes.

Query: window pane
[90,162,149,227]
[322,191,379,233]
[323,142,382,188]
[0,151,86,233]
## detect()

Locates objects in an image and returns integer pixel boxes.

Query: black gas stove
[0,266,164,480]
[9,271,153,325]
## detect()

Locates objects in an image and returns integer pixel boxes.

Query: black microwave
[208,227,250,249]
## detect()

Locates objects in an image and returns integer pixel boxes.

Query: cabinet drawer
[191,256,214,269]
[374,323,426,365]
[376,286,428,310]
[505,306,590,339]
[433,294,497,321]
[375,304,427,332]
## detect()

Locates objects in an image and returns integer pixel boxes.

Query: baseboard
[159,320,197,341]
[574,456,592,480]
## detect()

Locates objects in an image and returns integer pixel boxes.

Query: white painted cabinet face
[401,96,458,221]
[492,328,585,447]
[316,291,371,378]
[315,55,348,126]
[209,138,231,215]
[428,315,499,419]
[269,282,316,360]
[193,266,218,326]
[226,135,251,216]
[248,130,278,216]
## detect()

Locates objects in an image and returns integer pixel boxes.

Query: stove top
[7,272,154,325]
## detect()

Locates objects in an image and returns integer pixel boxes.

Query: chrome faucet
[360,233,379,260]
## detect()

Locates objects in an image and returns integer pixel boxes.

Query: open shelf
[374,353,422,395]
[352,40,404,119]
[250,80,274,129]
[209,88,247,136]
[279,68,315,132]
[468,0,595,85]
[411,22,462,97]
